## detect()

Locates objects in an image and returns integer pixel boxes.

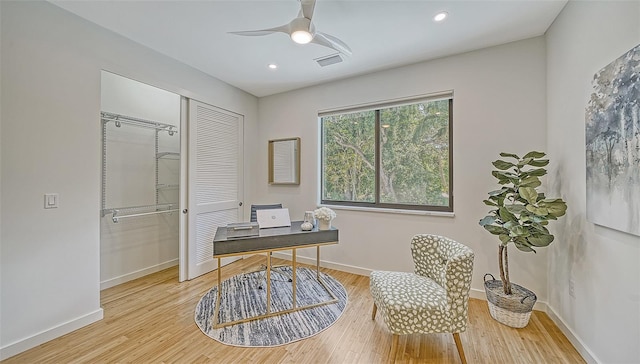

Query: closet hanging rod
[101,202,176,217]
[109,207,179,223]
[101,112,178,135]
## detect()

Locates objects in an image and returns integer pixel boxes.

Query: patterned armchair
[370,234,474,363]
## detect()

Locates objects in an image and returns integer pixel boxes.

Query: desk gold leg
[213,257,222,328]
[292,248,297,309]
[316,245,320,279]
[266,252,271,314]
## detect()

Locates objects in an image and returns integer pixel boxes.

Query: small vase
[318,219,331,230]
[301,221,313,231]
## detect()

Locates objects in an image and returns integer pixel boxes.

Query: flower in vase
[313,207,336,221]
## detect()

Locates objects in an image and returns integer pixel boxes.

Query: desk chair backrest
[250,204,283,223]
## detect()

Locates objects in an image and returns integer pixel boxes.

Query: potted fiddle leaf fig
[479,151,567,328]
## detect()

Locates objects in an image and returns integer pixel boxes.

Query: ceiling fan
[229,0,352,56]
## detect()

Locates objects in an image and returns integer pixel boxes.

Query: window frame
[319,94,453,213]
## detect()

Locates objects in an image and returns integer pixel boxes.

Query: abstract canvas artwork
[585,43,640,236]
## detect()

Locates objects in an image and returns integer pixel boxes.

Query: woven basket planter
[484,273,537,328]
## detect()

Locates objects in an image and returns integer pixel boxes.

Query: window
[320,94,453,212]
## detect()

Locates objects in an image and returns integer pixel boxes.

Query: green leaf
[520,176,542,188]
[492,160,516,170]
[519,187,538,204]
[531,228,551,238]
[528,159,549,167]
[479,216,496,226]
[483,199,498,207]
[526,205,549,216]
[484,225,509,235]
[499,234,511,244]
[514,242,536,253]
[523,151,546,159]
[544,201,568,217]
[513,237,536,252]
[508,177,521,186]
[531,215,547,224]
[492,170,516,180]
[517,157,533,168]
[509,225,530,237]
[499,152,520,159]
[499,207,517,222]
[503,220,517,230]
[488,188,509,196]
[526,168,547,177]
[513,236,532,246]
[505,204,527,215]
[527,234,554,247]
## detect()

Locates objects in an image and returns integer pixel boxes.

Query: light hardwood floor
[3,256,585,363]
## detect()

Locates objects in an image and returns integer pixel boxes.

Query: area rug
[195,266,347,347]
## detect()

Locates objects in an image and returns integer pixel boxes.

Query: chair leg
[452,333,467,364]
[371,303,377,320]
[389,334,399,361]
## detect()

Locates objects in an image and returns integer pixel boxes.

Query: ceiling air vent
[315,54,343,67]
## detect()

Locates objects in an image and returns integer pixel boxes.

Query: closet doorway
[99,71,244,288]
[100,71,182,289]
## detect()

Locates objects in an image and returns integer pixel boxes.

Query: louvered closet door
[186,99,243,280]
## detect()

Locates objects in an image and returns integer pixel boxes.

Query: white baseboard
[0,308,104,361]
[545,305,600,364]
[100,259,178,290]
[270,252,372,277]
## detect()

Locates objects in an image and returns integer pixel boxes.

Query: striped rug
[195,266,348,347]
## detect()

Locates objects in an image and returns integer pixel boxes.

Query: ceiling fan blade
[228,24,289,37]
[300,0,316,20]
[312,32,352,56]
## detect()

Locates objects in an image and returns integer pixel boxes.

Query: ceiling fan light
[291,30,313,44]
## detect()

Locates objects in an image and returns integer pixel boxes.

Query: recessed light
[434,11,448,22]
[267,63,278,70]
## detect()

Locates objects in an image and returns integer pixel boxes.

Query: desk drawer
[226,222,259,238]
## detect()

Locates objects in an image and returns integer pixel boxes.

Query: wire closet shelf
[101,111,179,223]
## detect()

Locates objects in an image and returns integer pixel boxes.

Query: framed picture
[585,43,640,236]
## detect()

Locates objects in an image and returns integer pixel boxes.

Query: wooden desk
[212,221,339,328]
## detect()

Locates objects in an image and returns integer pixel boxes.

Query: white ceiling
[50,0,567,97]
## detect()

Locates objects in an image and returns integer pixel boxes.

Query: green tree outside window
[321,97,452,212]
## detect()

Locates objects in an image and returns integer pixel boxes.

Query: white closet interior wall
[100,71,181,289]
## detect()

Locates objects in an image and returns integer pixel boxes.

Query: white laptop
[256,208,291,229]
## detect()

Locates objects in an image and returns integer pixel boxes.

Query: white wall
[0,1,258,359]
[258,37,549,300]
[546,2,640,363]
[0,2,4,350]
[100,72,181,289]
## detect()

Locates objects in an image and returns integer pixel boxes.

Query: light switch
[44,193,58,209]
